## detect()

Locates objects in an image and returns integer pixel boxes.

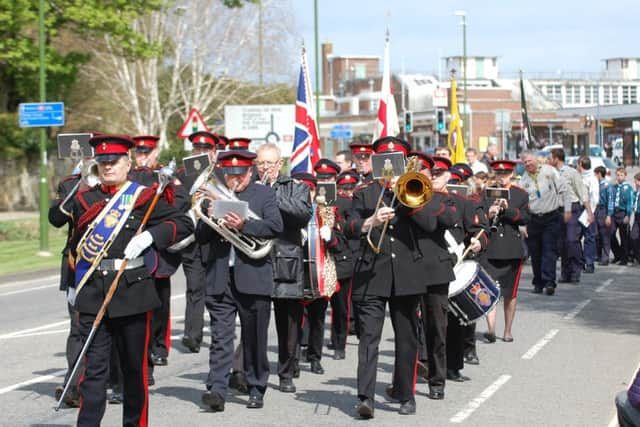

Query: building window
[622,59,629,69]
[584,86,592,104]
[355,63,367,80]
[546,85,562,101]
[603,86,611,104]
[631,86,637,103]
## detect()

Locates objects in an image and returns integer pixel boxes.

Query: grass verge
[0,217,67,275]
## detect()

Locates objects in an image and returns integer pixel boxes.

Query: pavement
[0,261,639,426]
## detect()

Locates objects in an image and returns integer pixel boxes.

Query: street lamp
[454,10,468,146]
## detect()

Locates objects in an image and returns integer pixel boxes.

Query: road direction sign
[330,124,353,139]
[18,102,65,127]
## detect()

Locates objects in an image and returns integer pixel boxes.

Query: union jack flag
[290,48,321,175]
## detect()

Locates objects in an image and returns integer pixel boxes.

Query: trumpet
[366,156,432,254]
[191,166,273,259]
[59,159,100,217]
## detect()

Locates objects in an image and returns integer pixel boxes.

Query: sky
[292,0,639,87]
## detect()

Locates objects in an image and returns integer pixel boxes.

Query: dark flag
[519,70,535,154]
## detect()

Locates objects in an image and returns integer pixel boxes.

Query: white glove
[320,225,332,242]
[124,231,153,260]
[67,287,76,306]
[301,229,308,245]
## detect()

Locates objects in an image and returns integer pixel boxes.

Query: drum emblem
[470,282,492,307]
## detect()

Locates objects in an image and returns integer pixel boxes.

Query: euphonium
[191,166,273,259]
[59,159,100,216]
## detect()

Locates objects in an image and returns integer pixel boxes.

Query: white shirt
[581,170,599,209]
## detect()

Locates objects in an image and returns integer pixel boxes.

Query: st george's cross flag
[373,30,400,141]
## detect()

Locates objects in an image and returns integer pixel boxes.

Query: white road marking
[564,299,591,320]
[0,329,68,340]
[0,369,66,395]
[596,279,614,293]
[522,329,559,360]
[0,320,69,340]
[0,283,58,297]
[0,274,59,289]
[450,374,512,423]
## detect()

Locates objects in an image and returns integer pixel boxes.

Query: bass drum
[448,260,500,325]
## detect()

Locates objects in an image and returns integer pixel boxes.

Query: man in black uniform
[175,131,219,353]
[50,157,94,407]
[50,134,193,426]
[199,150,283,411]
[345,137,458,418]
[256,142,311,393]
[349,142,374,184]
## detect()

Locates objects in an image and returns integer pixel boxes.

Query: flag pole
[314,0,321,140]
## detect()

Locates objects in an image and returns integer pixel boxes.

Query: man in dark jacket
[256,143,312,393]
[198,150,283,411]
[345,137,459,418]
[51,134,194,426]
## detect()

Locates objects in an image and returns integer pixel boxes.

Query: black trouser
[77,312,151,427]
[109,337,124,393]
[611,210,630,263]
[596,206,610,262]
[273,298,303,379]
[631,213,640,263]
[150,277,171,358]
[446,312,465,371]
[182,249,207,344]
[463,323,477,357]
[526,210,561,289]
[205,275,271,397]
[330,279,351,351]
[422,284,449,391]
[354,294,419,402]
[64,302,84,389]
[306,298,328,361]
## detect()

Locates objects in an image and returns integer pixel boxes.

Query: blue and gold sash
[74,181,145,295]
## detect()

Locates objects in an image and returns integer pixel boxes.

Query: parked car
[538,144,603,158]
[565,156,616,177]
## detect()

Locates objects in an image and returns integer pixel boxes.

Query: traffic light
[436,108,445,132]
[404,111,413,132]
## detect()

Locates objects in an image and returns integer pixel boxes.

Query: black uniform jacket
[345,182,460,298]
[196,182,283,297]
[60,183,194,318]
[334,194,358,280]
[482,185,530,260]
[49,174,80,291]
[448,192,490,250]
[270,175,312,299]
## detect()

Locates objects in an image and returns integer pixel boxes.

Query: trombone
[366,156,433,254]
[58,159,100,217]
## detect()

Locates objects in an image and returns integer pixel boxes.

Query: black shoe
[292,363,300,378]
[399,398,416,415]
[584,264,595,273]
[279,378,296,393]
[181,336,200,353]
[417,360,429,379]
[464,352,480,365]
[327,341,335,350]
[55,385,80,408]
[483,332,496,343]
[148,373,155,386]
[612,257,621,264]
[333,349,346,360]
[202,391,225,412]
[545,287,555,295]
[229,371,249,394]
[617,260,628,266]
[356,398,374,419]
[108,391,123,404]
[598,260,609,266]
[151,354,168,366]
[446,369,465,382]
[246,394,264,409]
[428,389,445,400]
[310,360,325,375]
[385,384,398,401]
[532,287,543,294]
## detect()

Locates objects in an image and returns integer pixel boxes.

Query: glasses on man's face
[256,160,280,168]
[354,154,371,161]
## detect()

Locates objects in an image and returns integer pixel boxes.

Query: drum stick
[457,229,485,266]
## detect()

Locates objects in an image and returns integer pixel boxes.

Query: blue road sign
[330,124,353,139]
[18,102,65,128]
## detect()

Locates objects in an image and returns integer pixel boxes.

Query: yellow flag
[447,78,466,164]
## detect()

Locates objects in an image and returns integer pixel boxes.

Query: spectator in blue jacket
[616,367,640,427]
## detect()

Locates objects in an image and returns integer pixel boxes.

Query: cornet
[59,159,100,217]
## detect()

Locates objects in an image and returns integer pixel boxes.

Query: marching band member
[256,143,312,393]
[199,150,283,412]
[346,138,458,417]
[130,135,188,385]
[483,160,530,343]
[175,131,220,353]
[60,134,193,426]
[349,142,374,184]
[445,163,489,380]
[330,170,359,359]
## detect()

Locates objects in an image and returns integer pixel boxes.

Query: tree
[82,0,296,144]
